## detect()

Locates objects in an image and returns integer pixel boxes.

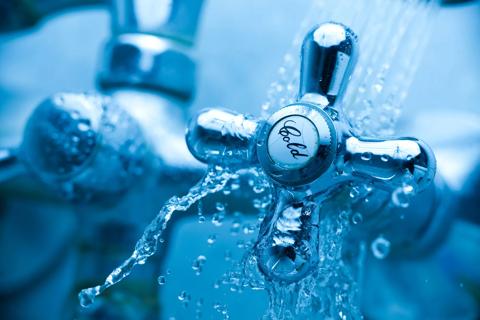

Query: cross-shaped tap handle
[187,22,435,194]
[186,22,436,283]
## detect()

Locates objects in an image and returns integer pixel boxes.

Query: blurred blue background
[0,0,479,319]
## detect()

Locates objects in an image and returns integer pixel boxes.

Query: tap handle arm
[299,22,358,109]
[186,108,261,166]
[341,136,436,192]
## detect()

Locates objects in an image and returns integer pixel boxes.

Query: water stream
[78,165,237,307]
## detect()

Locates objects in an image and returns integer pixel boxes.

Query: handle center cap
[267,115,320,170]
[257,103,337,186]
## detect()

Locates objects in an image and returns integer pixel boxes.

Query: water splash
[264,206,362,320]
[78,165,236,307]
[262,0,436,137]
[255,1,436,316]
[371,235,391,259]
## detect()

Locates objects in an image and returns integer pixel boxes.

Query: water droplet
[77,122,90,132]
[339,210,350,222]
[391,187,410,208]
[207,234,217,245]
[351,212,363,225]
[215,202,225,211]
[349,186,360,198]
[212,213,225,227]
[253,185,264,194]
[157,275,166,285]
[242,224,255,235]
[373,83,383,93]
[192,255,207,275]
[236,240,245,249]
[224,250,232,261]
[371,236,391,259]
[78,287,98,308]
[230,220,241,235]
[178,291,186,301]
[380,155,390,162]
[230,181,240,190]
[361,152,372,161]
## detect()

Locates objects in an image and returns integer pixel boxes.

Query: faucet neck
[97,0,205,100]
[110,0,204,45]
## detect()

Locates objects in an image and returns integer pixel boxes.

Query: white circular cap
[267,115,320,169]
[256,103,337,187]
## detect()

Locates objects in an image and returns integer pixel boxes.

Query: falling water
[257,0,436,318]
[262,0,436,137]
[78,165,237,307]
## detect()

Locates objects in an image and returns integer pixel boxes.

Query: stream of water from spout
[78,165,236,307]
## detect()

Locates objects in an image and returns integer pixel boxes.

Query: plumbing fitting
[98,0,204,100]
[97,0,205,173]
[186,22,438,283]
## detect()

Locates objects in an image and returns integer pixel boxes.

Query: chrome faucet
[98,0,204,173]
[186,22,440,283]
[0,0,205,202]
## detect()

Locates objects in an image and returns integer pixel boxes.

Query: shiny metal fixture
[0,92,148,201]
[186,22,437,283]
[99,0,204,100]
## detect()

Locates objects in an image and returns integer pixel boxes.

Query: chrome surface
[20,92,148,200]
[98,33,196,99]
[187,22,437,192]
[343,136,436,191]
[186,22,439,283]
[186,108,259,165]
[110,88,202,171]
[98,0,204,99]
[111,0,204,44]
[256,189,320,283]
[299,22,357,108]
[257,103,337,186]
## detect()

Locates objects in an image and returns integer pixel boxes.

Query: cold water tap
[186,22,439,283]
[0,0,205,202]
